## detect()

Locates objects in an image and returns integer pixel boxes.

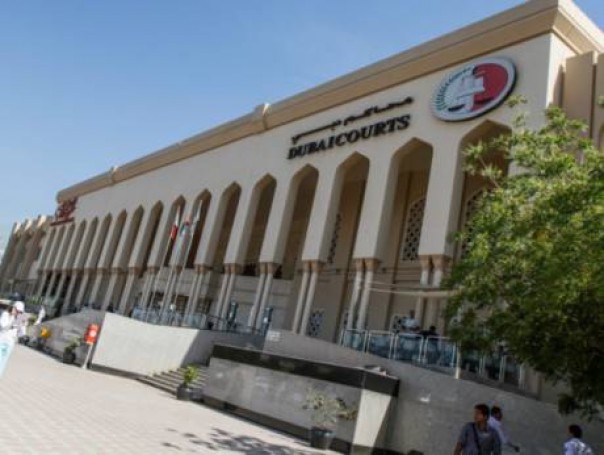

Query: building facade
[2,0,603,343]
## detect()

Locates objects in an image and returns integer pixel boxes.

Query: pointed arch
[455,120,511,259]
[335,151,370,176]
[136,201,164,269]
[459,119,512,151]
[242,174,278,275]
[117,206,144,269]
[210,183,242,270]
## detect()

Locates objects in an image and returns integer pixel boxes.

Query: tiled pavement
[0,346,337,455]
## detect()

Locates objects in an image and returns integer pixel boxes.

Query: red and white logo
[432,57,516,121]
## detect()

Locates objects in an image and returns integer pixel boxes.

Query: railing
[130,309,263,336]
[339,329,521,388]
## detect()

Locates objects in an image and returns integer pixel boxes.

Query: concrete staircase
[137,365,208,399]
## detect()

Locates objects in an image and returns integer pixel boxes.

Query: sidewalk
[0,346,337,455]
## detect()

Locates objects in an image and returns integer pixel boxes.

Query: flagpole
[148,243,172,320]
[153,206,181,321]
[168,206,199,320]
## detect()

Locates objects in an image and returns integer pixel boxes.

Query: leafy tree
[445,97,604,417]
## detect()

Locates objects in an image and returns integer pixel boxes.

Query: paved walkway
[0,346,337,454]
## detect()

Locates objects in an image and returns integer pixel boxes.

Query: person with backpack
[454,403,502,455]
[564,425,594,455]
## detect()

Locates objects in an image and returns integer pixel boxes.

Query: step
[138,376,205,392]
[158,371,207,381]
[161,372,207,383]
[147,376,206,390]
[137,378,205,400]
[137,365,208,397]
[138,378,178,395]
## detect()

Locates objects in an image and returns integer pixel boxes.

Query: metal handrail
[130,309,264,336]
[339,328,520,388]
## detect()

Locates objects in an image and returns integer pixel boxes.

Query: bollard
[81,324,99,370]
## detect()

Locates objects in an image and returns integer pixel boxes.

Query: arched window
[400,197,426,262]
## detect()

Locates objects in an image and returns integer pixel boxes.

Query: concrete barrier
[203,344,399,454]
[90,313,264,376]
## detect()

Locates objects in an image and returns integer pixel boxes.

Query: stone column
[35,271,50,300]
[33,272,44,299]
[356,258,380,330]
[37,228,57,276]
[425,254,451,330]
[431,254,450,287]
[140,267,159,310]
[415,255,432,328]
[220,264,241,319]
[214,268,231,318]
[419,255,432,286]
[18,227,44,282]
[222,186,257,267]
[0,223,22,282]
[54,273,68,301]
[301,167,341,263]
[43,272,59,301]
[161,266,180,312]
[74,270,92,308]
[197,269,213,313]
[346,259,365,331]
[350,146,399,261]
[291,261,311,333]
[102,269,121,310]
[61,271,79,314]
[248,263,266,327]
[184,269,201,316]
[186,265,210,316]
[118,268,140,314]
[256,263,276,329]
[3,232,28,283]
[88,269,106,306]
[299,261,323,336]
[51,227,76,293]
[418,135,464,261]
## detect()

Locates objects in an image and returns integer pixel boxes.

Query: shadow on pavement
[166,427,321,454]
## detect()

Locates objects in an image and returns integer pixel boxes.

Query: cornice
[56,0,604,203]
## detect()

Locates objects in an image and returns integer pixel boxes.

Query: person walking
[488,406,520,452]
[454,403,502,455]
[564,425,594,455]
[0,301,25,377]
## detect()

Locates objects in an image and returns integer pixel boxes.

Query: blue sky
[1,1,602,252]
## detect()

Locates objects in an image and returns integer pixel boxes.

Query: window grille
[400,198,426,261]
[307,309,325,337]
[327,213,343,265]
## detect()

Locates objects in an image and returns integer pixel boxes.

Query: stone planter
[62,349,76,365]
[176,383,193,401]
[309,427,335,450]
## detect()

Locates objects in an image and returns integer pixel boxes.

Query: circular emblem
[432,57,516,121]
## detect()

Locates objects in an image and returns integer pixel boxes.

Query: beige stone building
[2,0,603,347]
